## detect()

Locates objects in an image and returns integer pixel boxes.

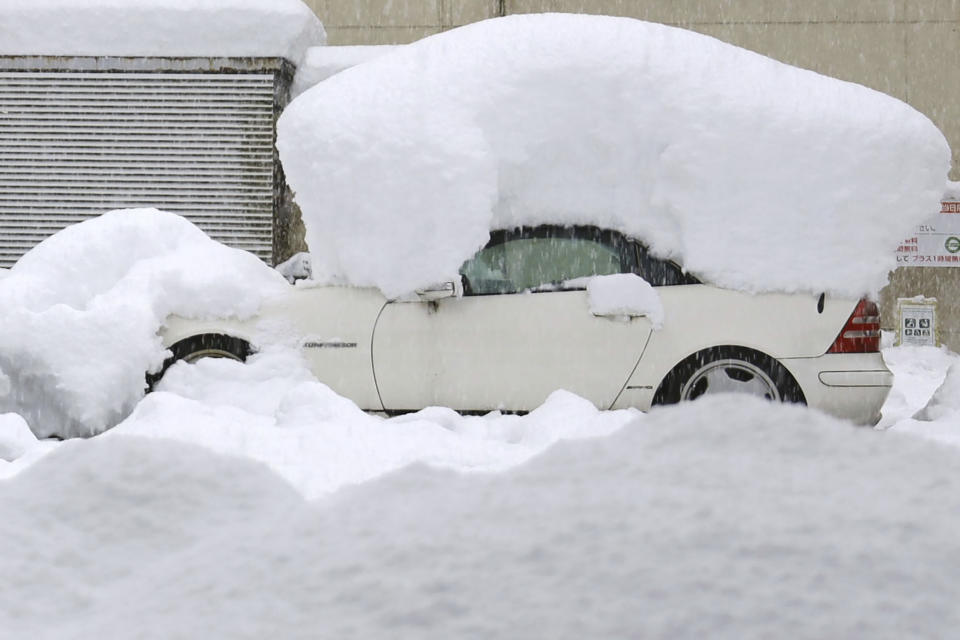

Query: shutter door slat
[0,70,277,267]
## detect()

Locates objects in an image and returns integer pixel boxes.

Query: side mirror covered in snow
[275,252,313,284]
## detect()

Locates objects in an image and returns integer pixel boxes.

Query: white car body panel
[373,290,653,411]
[163,285,388,410]
[606,285,891,423]
[159,279,891,425]
[778,353,892,424]
[615,285,855,403]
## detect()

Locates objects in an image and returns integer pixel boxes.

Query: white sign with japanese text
[897,202,960,267]
[895,202,960,267]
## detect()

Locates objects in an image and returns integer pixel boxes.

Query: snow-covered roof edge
[292,45,402,97]
[0,0,325,65]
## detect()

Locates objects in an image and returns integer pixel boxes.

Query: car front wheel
[147,333,251,391]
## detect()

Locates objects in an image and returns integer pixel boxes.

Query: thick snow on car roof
[278,13,951,299]
[0,0,325,62]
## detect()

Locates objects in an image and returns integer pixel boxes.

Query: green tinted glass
[462,237,622,295]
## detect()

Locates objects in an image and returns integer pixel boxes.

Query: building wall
[303,0,498,44]
[307,0,960,347]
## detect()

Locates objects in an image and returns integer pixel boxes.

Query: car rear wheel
[147,334,251,391]
[653,346,805,406]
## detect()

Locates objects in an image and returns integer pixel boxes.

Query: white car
[156,225,892,424]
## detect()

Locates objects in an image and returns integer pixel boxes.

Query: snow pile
[279,14,950,299]
[0,413,57,481]
[0,0,325,63]
[872,342,960,448]
[292,45,401,97]
[3,396,960,638]
[915,362,960,421]
[0,209,289,439]
[891,358,960,448]
[111,346,636,499]
[587,273,664,327]
[0,414,35,462]
[876,343,958,428]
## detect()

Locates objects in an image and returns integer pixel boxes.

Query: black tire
[146,334,251,391]
[652,346,805,406]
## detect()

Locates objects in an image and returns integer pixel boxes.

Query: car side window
[460,228,631,295]
[634,244,701,286]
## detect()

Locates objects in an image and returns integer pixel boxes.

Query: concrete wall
[307,0,960,348]
[303,0,499,44]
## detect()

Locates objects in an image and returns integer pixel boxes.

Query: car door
[256,285,389,410]
[371,226,655,412]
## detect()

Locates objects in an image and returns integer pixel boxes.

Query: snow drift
[278,13,951,299]
[112,345,636,499]
[292,45,401,97]
[0,413,35,463]
[3,397,960,638]
[915,361,960,421]
[889,357,960,448]
[0,209,289,439]
[0,0,325,63]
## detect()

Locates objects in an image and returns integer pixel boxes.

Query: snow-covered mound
[111,346,636,499]
[0,414,35,463]
[888,358,960,448]
[0,209,289,439]
[915,362,960,421]
[3,396,960,638]
[292,45,401,97]
[876,343,958,428]
[278,13,950,299]
[0,0,325,63]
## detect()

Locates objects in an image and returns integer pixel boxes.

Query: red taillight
[827,299,881,353]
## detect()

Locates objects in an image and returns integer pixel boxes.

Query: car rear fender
[160,316,259,352]
[611,285,860,409]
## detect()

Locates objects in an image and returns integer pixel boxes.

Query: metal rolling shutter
[0,71,276,268]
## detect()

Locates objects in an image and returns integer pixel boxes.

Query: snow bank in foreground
[279,14,950,299]
[111,346,635,498]
[3,396,960,638]
[0,0,325,62]
[0,209,289,439]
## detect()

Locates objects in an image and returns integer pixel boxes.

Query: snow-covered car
[155,225,892,424]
